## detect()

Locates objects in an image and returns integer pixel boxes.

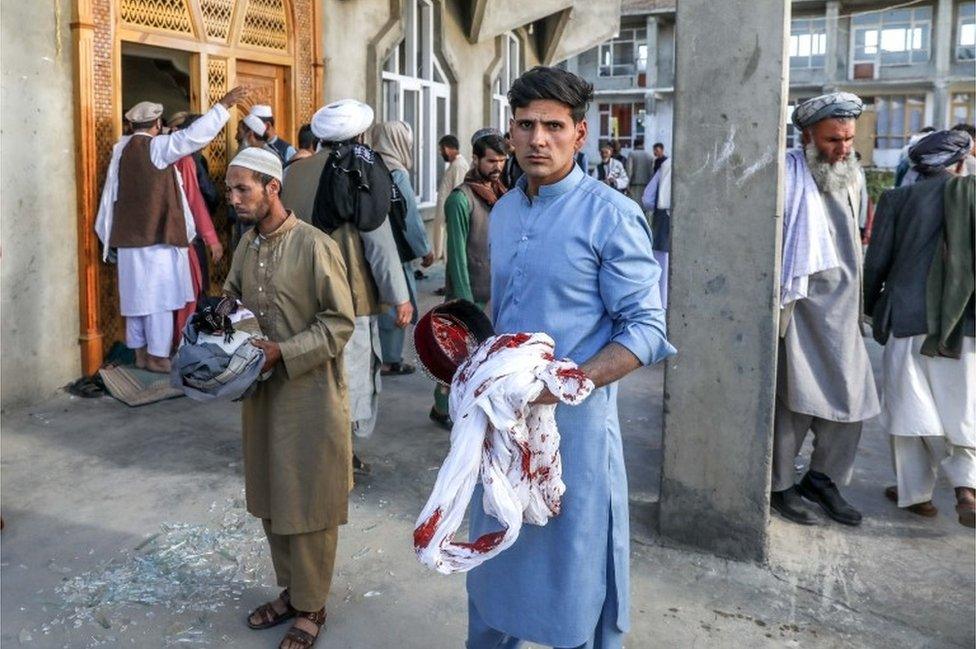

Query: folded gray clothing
[171,316,266,402]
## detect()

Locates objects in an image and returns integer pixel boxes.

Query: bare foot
[145,355,172,373]
[134,347,148,369]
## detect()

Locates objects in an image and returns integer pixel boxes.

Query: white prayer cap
[125,101,164,123]
[249,104,274,119]
[229,147,283,182]
[311,99,374,142]
[242,113,268,137]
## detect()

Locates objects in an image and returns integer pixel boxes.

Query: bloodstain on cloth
[412,332,594,575]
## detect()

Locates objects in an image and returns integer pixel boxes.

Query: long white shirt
[94,104,229,316]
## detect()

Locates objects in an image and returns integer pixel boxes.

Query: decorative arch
[71,0,323,372]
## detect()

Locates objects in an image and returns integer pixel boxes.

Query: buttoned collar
[258,212,299,240]
[516,163,585,201]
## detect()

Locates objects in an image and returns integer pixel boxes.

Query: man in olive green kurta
[222,148,355,648]
[430,134,508,424]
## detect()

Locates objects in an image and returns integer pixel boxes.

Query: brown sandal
[247,589,296,630]
[279,608,326,649]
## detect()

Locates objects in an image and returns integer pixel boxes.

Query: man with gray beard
[772,92,880,526]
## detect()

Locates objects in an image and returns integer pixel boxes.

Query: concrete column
[659,0,790,562]
[824,1,840,86]
[933,0,954,128]
[644,16,659,137]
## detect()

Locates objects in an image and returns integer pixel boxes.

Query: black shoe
[770,486,818,525]
[429,407,453,431]
[797,471,862,526]
[352,454,371,475]
[414,269,427,280]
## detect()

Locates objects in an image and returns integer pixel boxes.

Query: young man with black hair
[429,132,508,429]
[651,141,667,175]
[464,66,674,649]
[433,133,469,263]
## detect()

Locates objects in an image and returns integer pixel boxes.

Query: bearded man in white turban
[280,100,411,474]
[223,147,356,649]
[771,92,880,527]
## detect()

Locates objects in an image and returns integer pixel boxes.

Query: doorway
[236,60,293,143]
[121,43,193,122]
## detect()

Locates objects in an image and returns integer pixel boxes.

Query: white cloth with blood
[413,332,594,575]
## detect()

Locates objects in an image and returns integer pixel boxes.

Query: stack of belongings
[171,296,267,401]
[411,300,594,574]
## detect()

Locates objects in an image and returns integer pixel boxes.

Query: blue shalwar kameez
[466,165,675,648]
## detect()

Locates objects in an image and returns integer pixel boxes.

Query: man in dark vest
[428,131,508,429]
[94,86,247,372]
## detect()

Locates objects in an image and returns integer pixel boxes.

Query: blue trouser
[465,537,622,649]
[378,262,418,364]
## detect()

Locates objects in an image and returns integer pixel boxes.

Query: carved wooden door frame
[70,0,323,374]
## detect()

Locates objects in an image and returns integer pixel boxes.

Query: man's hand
[395,301,414,328]
[219,86,249,109]
[251,339,282,373]
[531,387,560,406]
[209,241,224,263]
[421,252,435,268]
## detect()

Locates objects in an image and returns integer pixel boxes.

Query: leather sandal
[279,608,326,649]
[247,589,296,630]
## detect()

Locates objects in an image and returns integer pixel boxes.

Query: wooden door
[235,60,292,142]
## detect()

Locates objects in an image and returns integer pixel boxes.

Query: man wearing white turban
[94,86,247,373]
[223,146,356,649]
[281,100,411,473]
[249,104,297,162]
[772,92,880,527]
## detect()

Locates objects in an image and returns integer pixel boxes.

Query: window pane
[421,86,432,200]
[383,80,399,121]
[962,23,976,46]
[798,33,812,56]
[614,42,634,66]
[890,97,905,148]
[404,89,420,193]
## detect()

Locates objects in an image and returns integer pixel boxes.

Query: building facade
[568,0,976,168]
[0,0,621,408]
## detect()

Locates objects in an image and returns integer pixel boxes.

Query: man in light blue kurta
[466,66,675,649]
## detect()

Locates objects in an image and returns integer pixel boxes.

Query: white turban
[229,147,283,181]
[311,99,374,142]
[249,104,273,119]
[242,114,267,137]
[125,101,164,123]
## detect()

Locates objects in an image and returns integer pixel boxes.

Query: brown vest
[110,135,188,248]
[446,184,492,304]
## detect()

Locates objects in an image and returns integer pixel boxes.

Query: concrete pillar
[933,0,953,128]
[824,1,840,86]
[644,16,659,137]
[659,0,790,562]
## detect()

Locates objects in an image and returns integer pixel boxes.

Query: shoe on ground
[955,487,975,528]
[884,485,938,517]
[428,406,453,431]
[770,486,818,525]
[798,471,862,526]
[414,269,428,280]
[433,286,446,296]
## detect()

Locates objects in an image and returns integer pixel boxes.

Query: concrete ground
[2,268,973,648]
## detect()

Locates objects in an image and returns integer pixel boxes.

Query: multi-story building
[566,0,976,168]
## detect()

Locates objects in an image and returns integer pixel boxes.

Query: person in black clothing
[652,142,668,176]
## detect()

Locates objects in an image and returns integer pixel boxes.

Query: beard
[804,143,859,193]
